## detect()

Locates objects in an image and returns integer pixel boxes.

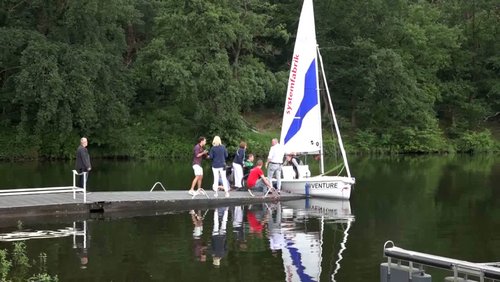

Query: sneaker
[188,190,198,196]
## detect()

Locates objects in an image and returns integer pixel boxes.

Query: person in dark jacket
[75,137,91,188]
[209,136,229,197]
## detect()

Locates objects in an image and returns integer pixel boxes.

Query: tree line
[0,0,498,160]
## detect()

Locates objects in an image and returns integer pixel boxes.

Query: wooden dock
[0,190,305,225]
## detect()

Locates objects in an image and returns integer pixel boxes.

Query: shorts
[192,164,203,176]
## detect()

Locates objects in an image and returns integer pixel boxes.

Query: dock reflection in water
[0,221,90,269]
[0,200,354,281]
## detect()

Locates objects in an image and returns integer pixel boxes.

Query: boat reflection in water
[277,199,354,282]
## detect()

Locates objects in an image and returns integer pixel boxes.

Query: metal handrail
[0,170,87,203]
[383,241,500,281]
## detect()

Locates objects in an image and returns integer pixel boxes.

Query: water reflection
[212,207,229,268]
[188,199,355,281]
[0,220,90,269]
[0,200,354,281]
[190,209,208,263]
[277,200,354,282]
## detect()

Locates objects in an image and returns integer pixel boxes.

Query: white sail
[280,0,322,155]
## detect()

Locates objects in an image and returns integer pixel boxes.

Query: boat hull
[280,176,354,200]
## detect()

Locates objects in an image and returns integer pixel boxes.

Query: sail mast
[316,45,325,175]
[317,47,352,178]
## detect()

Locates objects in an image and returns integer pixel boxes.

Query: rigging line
[326,222,341,278]
[331,219,353,282]
[317,46,352,178]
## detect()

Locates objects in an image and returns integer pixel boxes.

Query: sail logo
[283,59,318,144]
[286,54,300,114]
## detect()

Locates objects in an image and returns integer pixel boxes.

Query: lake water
[0,155,499,281]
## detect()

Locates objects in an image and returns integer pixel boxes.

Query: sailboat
[279,0,355,199]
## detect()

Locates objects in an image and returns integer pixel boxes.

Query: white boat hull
[281,176,355,200]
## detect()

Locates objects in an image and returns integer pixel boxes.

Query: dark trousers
[77,171,89,189]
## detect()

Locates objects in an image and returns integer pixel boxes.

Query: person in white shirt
[265,138,285,192]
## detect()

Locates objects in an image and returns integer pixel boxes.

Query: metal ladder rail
[149,182,209,199]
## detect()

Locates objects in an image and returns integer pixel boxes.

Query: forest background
[0,0,498,160]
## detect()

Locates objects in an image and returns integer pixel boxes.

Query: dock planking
[0,190,305,221]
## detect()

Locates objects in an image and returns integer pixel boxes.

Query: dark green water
[0,155,499,281]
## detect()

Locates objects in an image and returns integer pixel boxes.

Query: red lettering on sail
[286,54,300,114]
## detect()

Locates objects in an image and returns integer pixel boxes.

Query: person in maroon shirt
[246,160,272,196]
[189,137,208,195]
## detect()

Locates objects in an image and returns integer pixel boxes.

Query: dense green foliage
[0,0,498,159]
[0,241,58,281]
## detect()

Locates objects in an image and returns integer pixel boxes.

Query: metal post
[83,221,87,249]
[72,222,77,248]
[409,261,413,281]
[72,170,77,199]
[83,172,87,203]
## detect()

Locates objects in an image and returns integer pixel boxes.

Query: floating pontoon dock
[381,241,500,282]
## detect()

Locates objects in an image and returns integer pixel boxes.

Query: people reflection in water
[232,206,247,250]
[247,204,268,238]
[190,210,208,262]
[211,207,228,268]
[267,203,285,257]
[72,221,90,269]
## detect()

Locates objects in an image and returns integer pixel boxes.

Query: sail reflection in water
[188,200,353,281]
[279,199,354,282]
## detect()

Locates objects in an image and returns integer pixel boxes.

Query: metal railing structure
[0,170,87,203]
[0,221,87,243]
[149,182,167,192]
[383,241,500,282]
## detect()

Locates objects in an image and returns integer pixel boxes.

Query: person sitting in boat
[284,153,302,179]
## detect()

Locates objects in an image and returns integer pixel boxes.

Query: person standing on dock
[189,137,208,196]
[75,137,91,189]
[209,136,229,197]
[232,141,246,190]
[265,138,285,193]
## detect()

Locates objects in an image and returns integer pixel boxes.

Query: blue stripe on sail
[284,59,318,144]
[287,241,316,282]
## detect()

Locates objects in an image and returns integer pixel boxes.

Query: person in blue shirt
[209,136,229,197]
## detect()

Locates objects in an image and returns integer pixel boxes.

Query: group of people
[189,136,257,198]
[74,135,300,196]
[188,136,292,198]
[188,136,232,198]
